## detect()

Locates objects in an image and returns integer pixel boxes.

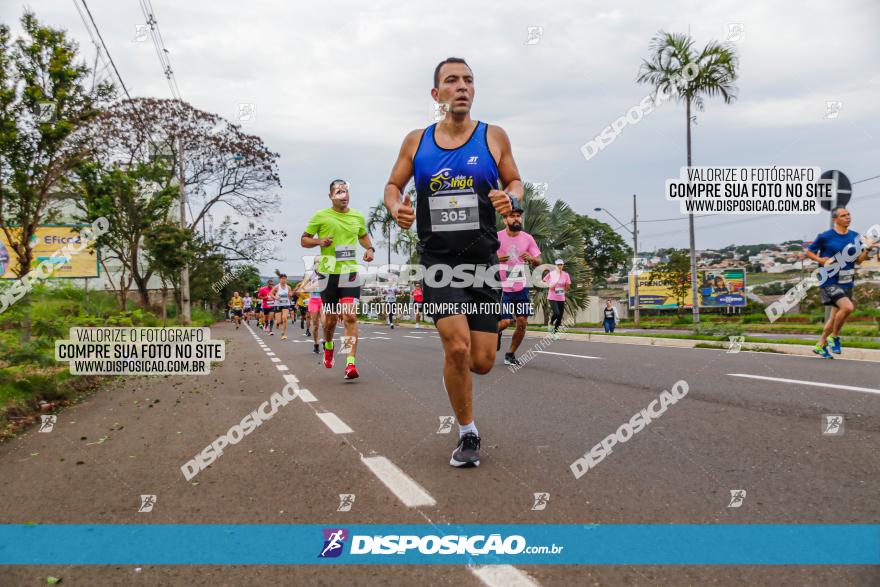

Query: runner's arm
[302,232,331,248]
[385,130,420,225]
[358,233,374,251]
[856,236,877,264]
[804,235,828,265]
[487,124,523,204]
[524,235,542,266]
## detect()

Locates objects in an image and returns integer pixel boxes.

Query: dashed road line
[533,350,601,360]
[728,373,880,395]
[361,456,436,507]
[316,412,354,434]
[470,565,540,587]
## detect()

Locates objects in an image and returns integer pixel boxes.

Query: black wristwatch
[366,246,376,252]
[506,192,522,211]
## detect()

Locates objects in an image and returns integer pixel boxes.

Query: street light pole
[632,194,640,328]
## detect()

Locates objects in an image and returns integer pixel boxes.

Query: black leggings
[550,300,564,329]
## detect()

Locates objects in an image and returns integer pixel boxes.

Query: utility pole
[595,202,640,327]
[632,194,640,327]
[178,136,191,325]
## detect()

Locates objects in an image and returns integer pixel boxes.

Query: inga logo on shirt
[429,167,474,193]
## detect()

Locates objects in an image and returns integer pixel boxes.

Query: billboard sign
[0,225,100,279]
[629,268,746,309]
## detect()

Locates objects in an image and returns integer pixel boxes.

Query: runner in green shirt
[301,179,375,380]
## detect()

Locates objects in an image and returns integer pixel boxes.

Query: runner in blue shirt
[805,207,878,358]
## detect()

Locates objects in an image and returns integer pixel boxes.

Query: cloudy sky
[6,0,880,275]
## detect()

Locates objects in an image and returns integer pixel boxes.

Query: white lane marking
[361,456,436,507]
[372,336,391,340]
[533,350,602,360]
[298,388,317,402]
[276,365,289,371]
[471,565,539,587]
[316,412,353,434]
[403,335,424,339]
[282,374,299,385]
[266,352,275,356]
[728,373,880,395]
[271,358,281,363]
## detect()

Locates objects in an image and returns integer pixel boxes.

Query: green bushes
[0,285,222,437]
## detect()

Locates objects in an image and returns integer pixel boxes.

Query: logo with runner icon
[437,416,455,434]
[138,494,157,513]
[319,528,349,558]
[727,489,746,508]
[531,492,550,511]
[38,415,57,432]
[429,168,474,193]
[337,494,355,512]
[821,414,844,435]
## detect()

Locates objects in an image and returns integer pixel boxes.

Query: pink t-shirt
[544,270,571,301]
[258,286,274,308]
[497,230,541,293]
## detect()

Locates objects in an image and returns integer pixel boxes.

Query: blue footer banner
[1,524,878,565]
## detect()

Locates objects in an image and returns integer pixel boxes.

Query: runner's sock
[459,421,478,439]
[346,356,356,366]
[324,340,334,350]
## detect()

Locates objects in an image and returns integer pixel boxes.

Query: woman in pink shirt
[543,259,571,333]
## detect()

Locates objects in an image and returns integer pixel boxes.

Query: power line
[854,174,880,185]
[138,0,182,100]
[75,0,131,100]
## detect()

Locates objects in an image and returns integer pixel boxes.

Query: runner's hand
[393,194,415,229]
[320,236,333,247]
[522,252,538,265]
[497,254,510,262]
[489,189,512,216]
[818,257,831,266]
[363,248,374,263]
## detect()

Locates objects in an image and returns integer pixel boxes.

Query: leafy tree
[143,223,193,322]
[0,12,113,276]
[74,159,176,308]
[572,215,632,286]
[645,248,692,313]
[637,31,738,322]
[83,98,284,263]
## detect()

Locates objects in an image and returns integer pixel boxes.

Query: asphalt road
[2,318,878,586]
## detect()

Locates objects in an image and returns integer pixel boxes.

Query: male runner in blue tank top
[384,57,524,468]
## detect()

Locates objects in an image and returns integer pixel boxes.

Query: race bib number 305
[429,194,479,232]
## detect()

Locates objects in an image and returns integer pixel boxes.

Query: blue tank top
[413,121,500,262]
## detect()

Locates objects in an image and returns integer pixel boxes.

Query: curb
[370,320,880,363]
[521,330,880,362]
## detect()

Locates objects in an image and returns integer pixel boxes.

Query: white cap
[554,258,564,264]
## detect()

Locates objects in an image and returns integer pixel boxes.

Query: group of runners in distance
[227,56,878,469]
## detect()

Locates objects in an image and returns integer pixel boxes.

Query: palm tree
[366,199,395,267]
[367,186,417,267]
[393,228,419,266]
[637,31,738,324]
[496,183,590,325]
